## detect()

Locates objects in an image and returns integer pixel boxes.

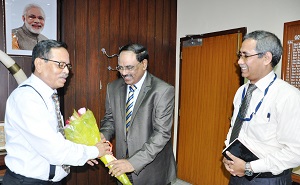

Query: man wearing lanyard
[3,40,112,184]
[223,30,300,185]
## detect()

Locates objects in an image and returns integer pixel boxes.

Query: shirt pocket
[247,110,276,142]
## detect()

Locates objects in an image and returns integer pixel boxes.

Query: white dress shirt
[5,74,99,182]
[225,71,300,175]
[126,71,147,108]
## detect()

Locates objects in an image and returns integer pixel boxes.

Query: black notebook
[222,138,261,181]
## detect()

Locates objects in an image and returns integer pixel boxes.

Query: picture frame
[5,0,57,56]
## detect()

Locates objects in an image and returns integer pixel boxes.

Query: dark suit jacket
[100,72,177,185]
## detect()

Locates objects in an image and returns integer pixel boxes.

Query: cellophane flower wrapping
[64,108,132,185]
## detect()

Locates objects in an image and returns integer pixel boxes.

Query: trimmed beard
[24,20,43,34]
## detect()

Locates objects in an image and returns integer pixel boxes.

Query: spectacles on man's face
[27,14,45,21]
[237,52,263,61]
[116,62,141,72]
[41,58,72,70]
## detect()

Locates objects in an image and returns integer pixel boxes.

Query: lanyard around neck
[238,74,277,121]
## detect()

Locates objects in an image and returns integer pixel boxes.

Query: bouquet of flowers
[64,108,132,185]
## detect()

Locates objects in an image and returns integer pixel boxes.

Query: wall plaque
[282,20,300,89]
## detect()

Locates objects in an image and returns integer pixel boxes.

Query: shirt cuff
[250,159,268,173]
[85,146,99,160]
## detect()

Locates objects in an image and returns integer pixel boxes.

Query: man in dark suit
[100,43,177,185]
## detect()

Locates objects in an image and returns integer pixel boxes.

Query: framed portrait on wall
[5,0,57,56]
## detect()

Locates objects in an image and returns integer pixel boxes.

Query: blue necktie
[125,85,137,158]
[125,85,137,132]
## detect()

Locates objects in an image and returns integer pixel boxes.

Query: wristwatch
[244,162,254,176]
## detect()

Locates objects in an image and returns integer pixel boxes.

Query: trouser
[2,168,62,185]
[229,169,292,185]
[117,173,172,185]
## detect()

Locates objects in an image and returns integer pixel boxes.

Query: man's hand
[106,159,134,177]
[95,140,112,158]
[100,133,106,140]
[87,159,99,166]
[222,151,246,177]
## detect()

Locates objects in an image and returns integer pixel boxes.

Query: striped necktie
[125,85,137,132]
[52,93,71,174]
[229,84,257,143]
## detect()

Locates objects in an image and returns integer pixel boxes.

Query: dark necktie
[52,93,71,174]
[229,84,257,143]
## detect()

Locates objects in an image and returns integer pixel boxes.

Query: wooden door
[177,28,246,184]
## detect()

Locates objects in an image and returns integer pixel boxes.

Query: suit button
[124,139,127,142]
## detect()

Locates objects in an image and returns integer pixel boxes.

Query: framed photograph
[5,0,57,56]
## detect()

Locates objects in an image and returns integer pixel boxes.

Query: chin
[241,72,248,78]
[124,79,133,85]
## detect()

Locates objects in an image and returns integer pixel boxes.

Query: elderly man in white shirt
[3,40,112,184]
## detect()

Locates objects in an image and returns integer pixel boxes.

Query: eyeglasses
[116,62,141,71]
[27,14,45,21]
[41,58,72,70]
[237,52,263,60]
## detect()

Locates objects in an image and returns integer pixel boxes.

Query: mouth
[60,75,68,83]
[122,75,132,80]
[60,78,66,83]
[31,24,42,30]
[240,65,248,72]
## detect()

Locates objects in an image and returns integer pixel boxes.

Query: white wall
[173,0,300,157]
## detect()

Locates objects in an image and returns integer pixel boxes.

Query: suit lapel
[119,82,127,135]
[130,73,152,125]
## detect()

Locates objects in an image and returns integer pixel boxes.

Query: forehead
[27,7,43,16]
[240,39,257,53]
[118,51,138,65]
[49,48,70,61]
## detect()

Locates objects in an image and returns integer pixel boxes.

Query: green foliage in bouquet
[64,109,100,145]
[64,108,132,185]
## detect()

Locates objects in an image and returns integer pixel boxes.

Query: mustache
[60,74,69,79]
[122,74,132,78]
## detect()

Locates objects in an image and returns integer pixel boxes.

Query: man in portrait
[12,3,48,50]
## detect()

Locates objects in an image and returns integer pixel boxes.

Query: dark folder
[222,138,261,181]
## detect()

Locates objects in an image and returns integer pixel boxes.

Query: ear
[263,52,272,66]
[22,15,25,22]
[142,59,148,70]
[34,58,44,73]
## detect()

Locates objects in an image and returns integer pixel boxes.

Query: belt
[257,169,292,178]
[6,168,60,184]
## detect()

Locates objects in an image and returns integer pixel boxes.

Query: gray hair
[243,30,282,68]
[23,4,45,18]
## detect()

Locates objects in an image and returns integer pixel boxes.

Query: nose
[62,66,69,74]
[237,57,244,65]
[119,69,128,76]
[32,17,41,22]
